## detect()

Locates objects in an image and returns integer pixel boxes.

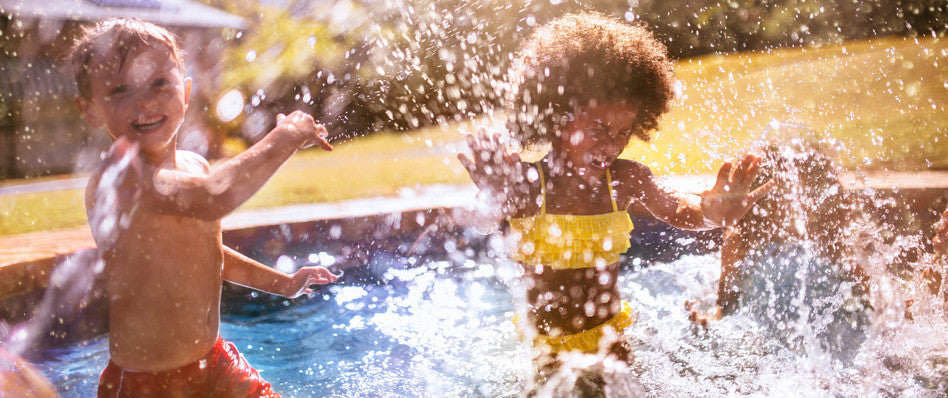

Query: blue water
[33,246,948,397]
[36,251,525,397]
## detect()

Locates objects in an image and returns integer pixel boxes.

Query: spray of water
[1,138,138,364]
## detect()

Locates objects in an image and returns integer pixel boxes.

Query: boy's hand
[701,154,775,228]
[456,132,526,214]
[934,209,948,258]
[283,266,340,298]
[274,111,333,151]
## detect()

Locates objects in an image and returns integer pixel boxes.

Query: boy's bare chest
[112,212,222,269]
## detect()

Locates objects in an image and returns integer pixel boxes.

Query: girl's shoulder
[610,159,656,183]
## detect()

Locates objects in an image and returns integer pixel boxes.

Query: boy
[70,19,337,397]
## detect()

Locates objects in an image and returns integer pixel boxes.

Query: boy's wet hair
[68,18,184,99]
[506,13,676,147]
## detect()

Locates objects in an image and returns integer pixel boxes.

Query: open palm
[456,132,527,213]
[701,154,775,228]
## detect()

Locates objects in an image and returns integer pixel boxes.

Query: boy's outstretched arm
[144,111,332,220]
[222,246,339,298]
[629,154,773,230]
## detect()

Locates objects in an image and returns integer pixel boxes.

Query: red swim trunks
[97,336,279,398]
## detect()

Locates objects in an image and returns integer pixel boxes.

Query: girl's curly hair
[506,13,676,147]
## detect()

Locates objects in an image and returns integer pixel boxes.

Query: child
[689,141,864,321]
[688,141,870,358]
[69,19,338,397]
[457,13,773,366]
[935,209,948,258]
[920,208,948,301]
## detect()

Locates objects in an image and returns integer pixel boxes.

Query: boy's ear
[184,78,192,107]
[74,96,101,128]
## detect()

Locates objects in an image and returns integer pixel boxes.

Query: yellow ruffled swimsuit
[508,164,636,354]
[508,165,634,269]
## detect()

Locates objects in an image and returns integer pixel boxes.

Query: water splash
[3,249,104,358]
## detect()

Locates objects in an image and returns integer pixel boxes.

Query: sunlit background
[1,0,947,397]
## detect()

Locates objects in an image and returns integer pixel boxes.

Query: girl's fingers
[734,155,752,183]
[715,162,733,191]
[748,179,776,203]
[741,157,761,187]
[465,135,481,159]
[466,134,487,158]
[457,153,475,172]
[464,133,476,148]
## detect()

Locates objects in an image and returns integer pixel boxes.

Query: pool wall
[1,177,946,349]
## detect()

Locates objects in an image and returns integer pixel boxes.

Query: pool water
[36,248,525,397]
[34,244,948,397]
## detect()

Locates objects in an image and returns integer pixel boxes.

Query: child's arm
[222,246,339,298]
[716,230,746,315]
[457,132,533,218]
[688,229,746,325]
[934,209,948,258]
[143,111,332,220]
[921,209,948,297]
[623,155,773,230]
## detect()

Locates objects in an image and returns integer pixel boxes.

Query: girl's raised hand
[456,132,527,211]
[701,154,775,228]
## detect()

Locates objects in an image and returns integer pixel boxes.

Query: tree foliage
[193,0,946,140]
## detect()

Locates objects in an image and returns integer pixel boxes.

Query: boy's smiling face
[76,41,191,164]
[555,100,642,175]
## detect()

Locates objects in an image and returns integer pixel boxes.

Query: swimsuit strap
[536,162,547,214]
[536,162,617,213]
[606,168,618,212]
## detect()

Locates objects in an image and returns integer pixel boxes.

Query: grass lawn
[1,35,946,236]
[628,35,948,174]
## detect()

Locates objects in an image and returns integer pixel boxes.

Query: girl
[457,13,773,365]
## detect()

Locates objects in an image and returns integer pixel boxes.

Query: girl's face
[553,100,642,175]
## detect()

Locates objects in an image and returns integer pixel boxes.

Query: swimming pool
[31,229,948,397]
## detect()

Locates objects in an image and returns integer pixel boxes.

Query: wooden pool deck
[1,172,946,301]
